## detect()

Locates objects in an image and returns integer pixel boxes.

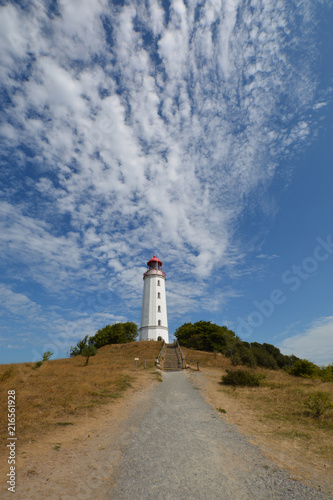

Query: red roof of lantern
[147,255,162,267]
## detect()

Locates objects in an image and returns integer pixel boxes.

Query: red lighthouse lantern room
[143,255,166,278]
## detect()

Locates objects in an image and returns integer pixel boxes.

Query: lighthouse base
[139,326,169,343]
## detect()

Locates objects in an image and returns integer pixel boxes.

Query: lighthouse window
[157,280,160,286]
[157,305,161,312]
[157,292,161,299]
[158,320,161,326]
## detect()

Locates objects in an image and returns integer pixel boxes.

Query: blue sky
[0,0,332,366]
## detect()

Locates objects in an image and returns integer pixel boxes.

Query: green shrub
[221,369,266,387]
[42,351,53,362]
[304,391,333,418]
[318,364,333,381]
[81,345,98,366]
[289,359,319,378]
[32,361,43,369]
[225,341,257,368]
[69,335,89,357]
[32,351,53,369]
[250,343,278,369]
[0,367,14,382]
[217,407,226,413]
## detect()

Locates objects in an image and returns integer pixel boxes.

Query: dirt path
[191,367,333,493]
[110,371,331,500]
[1,370,332,499]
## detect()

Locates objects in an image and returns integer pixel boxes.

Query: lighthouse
[139,255,169,343]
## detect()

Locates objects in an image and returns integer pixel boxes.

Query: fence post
[197,361,200,371]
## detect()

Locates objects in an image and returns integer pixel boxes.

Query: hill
[0,341,163,447]
[0,341,332,495]
[181,346,333,487]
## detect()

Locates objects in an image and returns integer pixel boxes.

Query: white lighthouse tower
[139,255,169,343]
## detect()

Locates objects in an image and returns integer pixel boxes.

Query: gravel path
[109,371,331,500]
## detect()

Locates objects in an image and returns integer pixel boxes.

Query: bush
[289,359,319,378]
[32,361,43,369]
[42,351,53,362]
[318,364,333,381]
[0,367,14,382]
[225,341,257,368]
[69,335,89,357]
[32,351,53,369]
[304,391,333,418]
[81,345,98,366]
[250,343,278,370]
[221,369,266,387]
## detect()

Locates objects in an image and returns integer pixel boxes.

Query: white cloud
[256,254,279,260]
[279,316,333,366]
[0,0,331,320]
[0,284,41,318]
[313,102,327,110]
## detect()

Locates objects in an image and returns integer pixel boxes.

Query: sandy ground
[110,371,331,500]
[188,368,333,495]
[1,367,332,499]
[0,372,158,499]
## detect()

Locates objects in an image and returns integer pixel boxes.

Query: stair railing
[176,340,184,368]
[156,341,166,367]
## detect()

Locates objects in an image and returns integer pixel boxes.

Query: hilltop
[0,341,163,447]
[0,340,332,496]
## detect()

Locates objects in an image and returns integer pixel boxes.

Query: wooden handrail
[156,341,166,365]
[176,340,184,368]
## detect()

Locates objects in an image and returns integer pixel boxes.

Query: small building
[139,255,169,343]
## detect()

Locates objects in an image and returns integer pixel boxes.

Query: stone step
[163,345,182,371]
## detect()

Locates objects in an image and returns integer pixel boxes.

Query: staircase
[163,344,182,371]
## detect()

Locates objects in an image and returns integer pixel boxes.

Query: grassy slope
[0,341,163,446]
[1,342,332,472]
[181,347,333,463]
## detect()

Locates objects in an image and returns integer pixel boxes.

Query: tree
[174,321,300,372]
[228,341,257,368]
[69,335,89,357]
[250,342,278,369]
[175,321,237,353]
[81,345,98,366]
[89,322,138,348]
[69,323,139,358]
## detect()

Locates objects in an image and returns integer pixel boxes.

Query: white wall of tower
[139,273,169,343]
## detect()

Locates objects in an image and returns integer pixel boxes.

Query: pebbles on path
[109,371,332,500]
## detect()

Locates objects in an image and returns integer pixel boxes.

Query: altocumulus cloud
[0,0,331,357]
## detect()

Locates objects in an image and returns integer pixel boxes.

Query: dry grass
[181,347,233,370]
[182,347,333,464]
[224,370,333,451]
[0,341,162,446]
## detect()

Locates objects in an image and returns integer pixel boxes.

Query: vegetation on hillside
[0,341,162,445]
[181,346,333,470]
[175,320,332,378]
[69,322,138,357]
[33,350,53,369]
[221,369,266,387]
[81,344,98,365]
